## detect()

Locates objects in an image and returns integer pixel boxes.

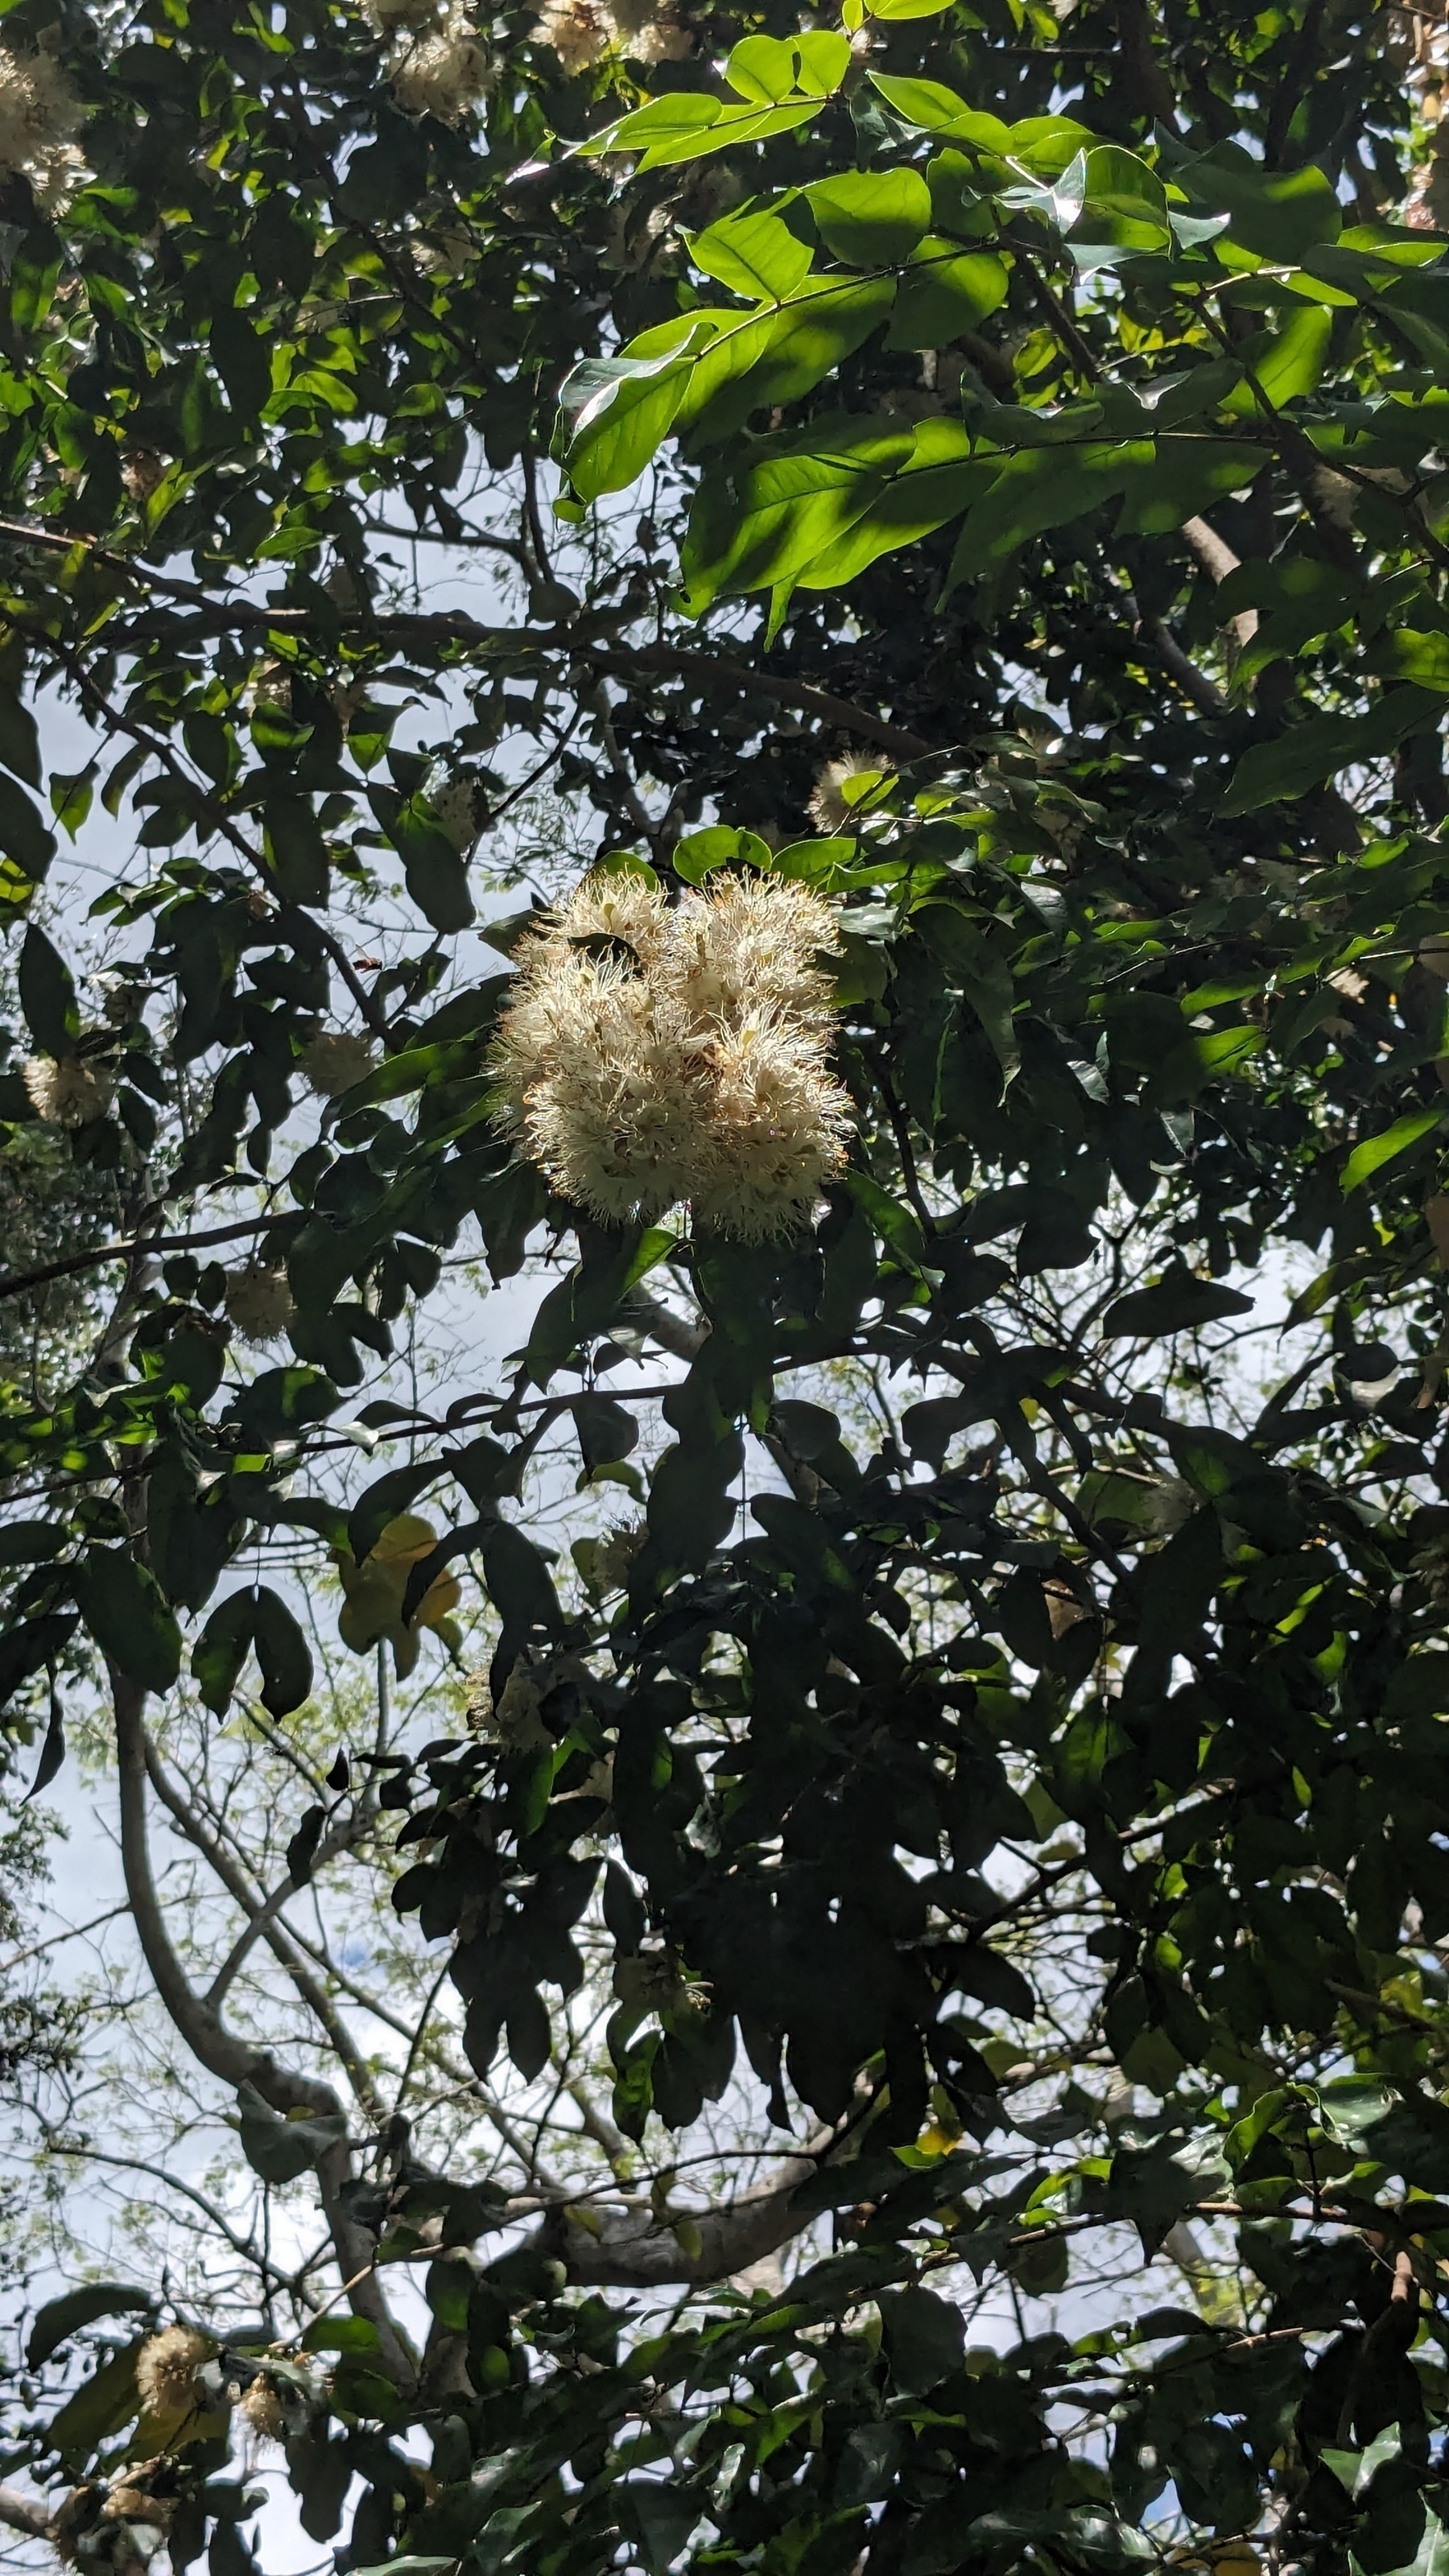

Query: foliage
[5,0,1449,2573]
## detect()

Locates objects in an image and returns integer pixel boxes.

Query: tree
[2,0,1449,2570]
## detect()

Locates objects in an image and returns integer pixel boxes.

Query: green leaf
[689,207,813,302]
[28,2285,153,2369]
[1342,1109,1443,1194]
[349,1463,444,1564]
[678,278,898,448]
[1220,687,1439,812]
[673,824,774,881]
[679,411,914,614]
[807,169,933,268]
[251,1585,314,1719]
[389,794,475,934]
[299,2315,382,2353]
[235,2080,348,2185]
[1370,629,1449,689]
[45,2343,143,2462]
[73,1550,182,1696]
[193,1589,257,1717]
[878,2289,964,2393]
[558,324,714,502]
[264,796,329,907]
[868,75,1013,147]
[885,244,1008,349]
[0,687,41,789]
[1103,1269,1255,1336]
[1221,305,1332,411]
[1177,143,1342,264]
[946,440,1157,586]
[478,1519,564,1645]
[795,419,990,587]
[19,923,79,1057]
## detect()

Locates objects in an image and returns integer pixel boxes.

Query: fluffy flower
[609,0,691,60]
[492,870,851,1239]
[431,774,483,853]
[592,1520,645,1594]
[27,138,86,211]
[299,1029,377,1099]
[238,2376,285,2442]
[22,1055,112,1129]
[530,0,617,70]
[224,1265,295,1346]
[102,2486,174,2533]
[136,2325,211,2424]
[687,1010,857,1244]
[389,5,492,119]
[364,0,440,26]
[0,43,82,181]
[808,754,885,833]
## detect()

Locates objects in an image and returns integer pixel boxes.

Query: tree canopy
[5,0,1449,2573]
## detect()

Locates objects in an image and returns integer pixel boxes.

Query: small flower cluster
[223,1265,295,1346]
[365,0,493,119]
[22,1055,112,1129]
[491,870,853,1241]
[530,0,690,68]
[299,1028,377,1099]
[0,40,87,209]
[136,2325,211,2424]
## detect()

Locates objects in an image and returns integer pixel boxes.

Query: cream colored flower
[102,2486,174,2532]
[238,2375,285,2442]
[593,1520,645,1594]
[299,1029,377,1099]
[610,0,691,60]
[224,1265,295,1346]
[135,2325,211,2424]
[431,774,482,853]
[0,43,82,180]
[27,138,86,210]
[531,0,617,69]
[389,5,492,118]
[22,1055,113,1129]
[492,869,851,1238]
[808,754,884,833]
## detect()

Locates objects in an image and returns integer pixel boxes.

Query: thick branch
[553,2133,836,2289]
[0,1212,293,1306]
[18,585,934,761]
[1179,514,1258,646]
[139,1734,387,2128]
[0,2486,54,2541]
[112,1674,412,2384]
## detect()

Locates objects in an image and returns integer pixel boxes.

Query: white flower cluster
[0,41,86,208]
[224,1265,295,1345]
[365,0,493,120]
[22,1055,112,1129]
[492,870,853,1241]
[299,1028,377,1099]
[530,0,690,68]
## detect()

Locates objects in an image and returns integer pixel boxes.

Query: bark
[551,2136,832,2289]
[0,2484,56,2540]
[111,1672,415,2388]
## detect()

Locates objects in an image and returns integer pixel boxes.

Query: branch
[26,588,934,761]
[112,1674,414,2385]
[140,1733,387,2128]
[1179,514,1258,647]
[0,1213,295,1305]
[552,2126,843,2289]
[52,2144,311,2302]
[0,2487,53,2541]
